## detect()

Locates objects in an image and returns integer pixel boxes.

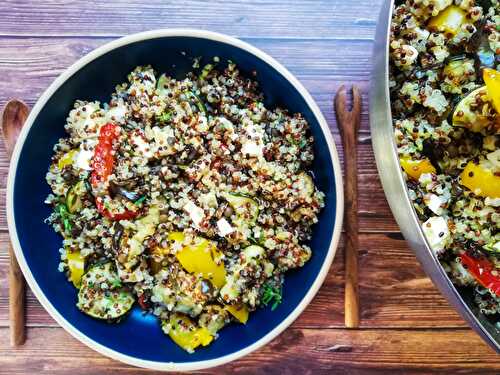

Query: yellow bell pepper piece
[66,250,85,288]
[170,232,226,288]
[400,158,436,180]
[225,305,249,324]
[484,68,500,115]
[168,314,213,352]
[57,149,78,170]
[460,161,500,199]
[428,6,466,37]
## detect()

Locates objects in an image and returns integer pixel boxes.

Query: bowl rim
[6,29,344,371]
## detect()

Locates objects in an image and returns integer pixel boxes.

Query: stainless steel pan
[370,0,500,352]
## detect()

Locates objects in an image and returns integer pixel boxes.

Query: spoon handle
[2,99,29,346]
[9,243,25,345]
[335,85,361,328]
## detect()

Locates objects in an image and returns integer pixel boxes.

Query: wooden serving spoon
[335,86,361,328]
[1,99,29,346]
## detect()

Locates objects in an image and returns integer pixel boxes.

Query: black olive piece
[185,146,199,163]
[421,139,444,174]
[109,181,141,201]
[112,222,124,252]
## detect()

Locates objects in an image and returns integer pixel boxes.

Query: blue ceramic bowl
[7,30,343,371]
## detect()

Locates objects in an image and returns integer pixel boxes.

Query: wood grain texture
[336,86,362,328]
[2,99,29,346]
[0,327,496,374]
[0,0,496,372]
[0,0,383,39]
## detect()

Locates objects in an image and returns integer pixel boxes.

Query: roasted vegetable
[77,262,135,320]
[297,172,315,198]
[109,181,141,202]
[169,232,226,288]
[91,123,141,221]
[199,305,229,334]
[120,206,160,271]
[219,245,270,302]
[163,313,213,353]
[222,193,259,227]
[460,160,500,198]
[58,149,78,170]
[460,253,500,296]
[66,250,85,288]
[66,180,86,213]
[428,5,466,37]
[156,73,169,95]
[225,304,249,324]
[400,158,436,180]
[484,68,500,114]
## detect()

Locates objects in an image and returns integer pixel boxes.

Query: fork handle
[335,85,361,328]
[9,242,25,345]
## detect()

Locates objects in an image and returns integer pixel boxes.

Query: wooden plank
[0,326,496,374]
[0,37,399,232]
[0,0,383,39]
[0,232,466,329]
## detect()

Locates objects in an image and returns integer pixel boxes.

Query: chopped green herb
[186,91,207,117]
[157,111,173,124]
[134,196,146,206]
[56,203,73,233]
[199,63,214,81]
[262,284,282,311]
[63,218,72,232]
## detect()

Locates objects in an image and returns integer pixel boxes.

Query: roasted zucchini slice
[222,193,259,226]
[77,262,135,320]
[66,180,86,214]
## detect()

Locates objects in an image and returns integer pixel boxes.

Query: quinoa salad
[44,61,325,352]
[390,1,500,317]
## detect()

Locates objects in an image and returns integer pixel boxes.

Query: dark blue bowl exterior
[13,36,337,362]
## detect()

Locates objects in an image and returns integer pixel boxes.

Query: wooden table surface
[0,1,498,373]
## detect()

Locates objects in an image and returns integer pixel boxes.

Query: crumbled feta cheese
[106,101,128,124]
[217,218,235,237]
[75,139,97,170]
[422,216,450,253]
[241,140,264,157]
[485,197,500,207]
[241,120,265,157]
[183,200,205,227]
[75,149,93,170]
[424,193,445,215]
[131,134,153,158]
[151,126,175,156]
[423,89,449,115]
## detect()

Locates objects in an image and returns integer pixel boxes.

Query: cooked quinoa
[45,61,325,352]
[390,1,500,317]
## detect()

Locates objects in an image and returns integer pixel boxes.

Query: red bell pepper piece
[91,123,140,221]
[460,253,500,296]
[91,123,118,187]
[138,294,150,310]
